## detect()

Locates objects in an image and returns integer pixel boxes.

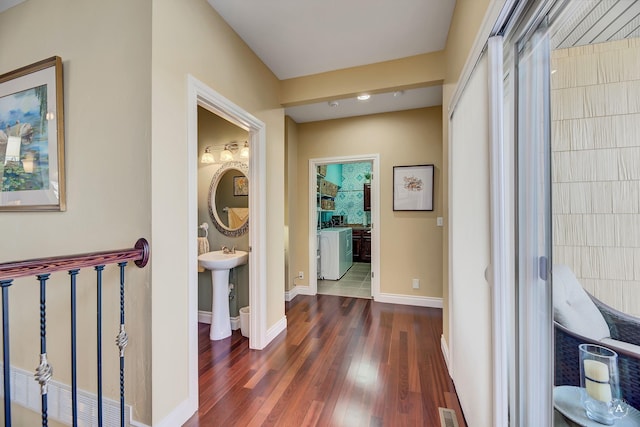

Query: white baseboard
[285,285,300,302]
[198,310,240,330]
[441,334,452,378]
[374,293,443,308]
[0,362,147,427]
[293,285,315,296]
[153,396,197,427]
[198,310,211,324]
[266,315,287,343]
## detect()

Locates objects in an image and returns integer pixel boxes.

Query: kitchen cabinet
[363,183,371,211]
[361,234,371,262]
[352,228,371,263]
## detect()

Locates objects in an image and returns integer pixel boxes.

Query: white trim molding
[293,285,315,296]
[154,398,194,427]
[441,335,452,378]
[187,75,268,423]
[197,310,211,324]
[284,285,300,302]
[375,293,443,308]
[308,154,381,299]
[266,316,287,343]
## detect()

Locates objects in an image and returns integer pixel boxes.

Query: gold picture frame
[0,56,65,211]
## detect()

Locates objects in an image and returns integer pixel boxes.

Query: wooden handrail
[0,238,149,280]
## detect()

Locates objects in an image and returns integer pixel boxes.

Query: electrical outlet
[298,271,304,279]
[412,278,420,289]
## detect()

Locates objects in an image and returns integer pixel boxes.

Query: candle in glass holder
[584,359,612,402]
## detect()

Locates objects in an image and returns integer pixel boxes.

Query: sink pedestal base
[209,269,232,340]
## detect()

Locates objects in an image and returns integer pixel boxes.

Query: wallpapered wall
[334,161,372,225]
[551,38,640,316]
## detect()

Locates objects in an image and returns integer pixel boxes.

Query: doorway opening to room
[197,106,250,338]
[309,155,380,300]
[317,160,372,298]
[187,75,268,414]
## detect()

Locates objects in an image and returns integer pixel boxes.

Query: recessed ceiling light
[328,101,339,107]
[357,94,371,101]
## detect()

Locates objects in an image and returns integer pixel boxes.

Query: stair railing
[0,238,149,427]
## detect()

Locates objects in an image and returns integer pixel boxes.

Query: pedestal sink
[198,250,248,340]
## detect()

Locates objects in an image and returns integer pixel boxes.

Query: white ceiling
[1,0,455,123]
[207,0,456,122]
[207,0,456,80]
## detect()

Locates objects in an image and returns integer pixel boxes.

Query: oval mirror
[208,161,249,237]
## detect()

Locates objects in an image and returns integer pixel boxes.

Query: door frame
[305,154,380,298]
[186,75,268,409]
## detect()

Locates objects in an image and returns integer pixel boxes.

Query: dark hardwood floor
[183,294,467,427]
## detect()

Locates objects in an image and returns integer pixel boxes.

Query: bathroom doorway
[197,107,250,332]
[187,76,268,411]
[308,154,380,299]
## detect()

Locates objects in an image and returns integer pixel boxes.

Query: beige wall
[0,0,152,423]
[197,107,250,314]
[441,0,493,347]
[285,116,299,291]
[151,0,285,422]
[551,38,640,316]
[294,107,443,298]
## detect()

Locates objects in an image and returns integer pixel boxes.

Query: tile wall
[334,162,372,225]
[551,38,640,316]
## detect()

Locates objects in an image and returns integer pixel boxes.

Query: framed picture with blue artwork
[393,164,434,211]
[0,56,65,211]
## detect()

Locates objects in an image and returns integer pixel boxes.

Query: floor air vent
[438,407,460,427]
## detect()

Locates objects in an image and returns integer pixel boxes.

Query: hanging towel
[197,237,210,272]
[228,208,249,229]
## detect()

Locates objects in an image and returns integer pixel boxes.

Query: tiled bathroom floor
[318,262,371,299]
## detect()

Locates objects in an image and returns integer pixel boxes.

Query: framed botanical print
[0,57,65,211]
[393,164,434,211]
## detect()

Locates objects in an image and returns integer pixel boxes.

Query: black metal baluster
[1,279,13,426]
[95,265,105,427]
[69,269,79,427]
[35,274,53,427]
[116,262,128,427]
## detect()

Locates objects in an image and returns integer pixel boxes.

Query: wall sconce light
[220,144,235,162]
[201,146,215,164]
[203,141,248,163]
[240,141,249,158]
[221,141,249,161]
